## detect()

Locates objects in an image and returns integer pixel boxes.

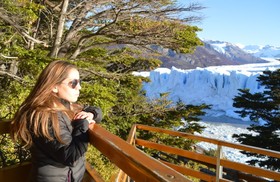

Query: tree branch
[0,53,18,59]
[0,8,48,47]
[0,70,24,82]
[82,68,123,80]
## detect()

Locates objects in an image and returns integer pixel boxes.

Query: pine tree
[232,69,280,171]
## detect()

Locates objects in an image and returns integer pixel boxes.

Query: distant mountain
[239,44,280,58]
[155,40,266,69]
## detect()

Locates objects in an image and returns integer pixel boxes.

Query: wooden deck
[1,121,280,182]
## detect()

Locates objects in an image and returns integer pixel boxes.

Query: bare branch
[0,8,49,47]
[82,68,123,80]
[0,70,24,82]
[14,0,204,58]
[44,0,63,12]
[0,53,18,59]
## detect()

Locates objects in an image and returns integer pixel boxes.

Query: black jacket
[30,102,102,182]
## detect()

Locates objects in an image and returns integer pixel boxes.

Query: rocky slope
[155,40,267,69]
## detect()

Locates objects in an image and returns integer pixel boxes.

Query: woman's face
[54,68,81,103]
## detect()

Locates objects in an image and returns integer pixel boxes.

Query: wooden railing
[118,124,280,182]
[87,124,190,182]
[1,120,280,182]
[0,121,189,182]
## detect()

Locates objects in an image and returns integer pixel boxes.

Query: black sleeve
[83,105,103,123]
[33,116,89,167]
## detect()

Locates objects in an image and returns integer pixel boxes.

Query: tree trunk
[49,0,69,58]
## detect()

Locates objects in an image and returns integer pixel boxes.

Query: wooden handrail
[1,121,192,182]
[2,120,280,182]
[130,124,280,181]
[0,120,31,182]
[135,124,280,158]
[0,120,10,135]
[135,138,280,180]
[0,162,31,182]
[0,120,106,182]
[88,124,191,182]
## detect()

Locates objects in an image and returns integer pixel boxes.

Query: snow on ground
[195,115,258,164]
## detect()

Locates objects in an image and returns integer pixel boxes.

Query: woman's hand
[74,111,96,124]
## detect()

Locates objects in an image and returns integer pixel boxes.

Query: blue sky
[178,0,280,46]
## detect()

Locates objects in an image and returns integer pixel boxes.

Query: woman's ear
[52,86,58,93]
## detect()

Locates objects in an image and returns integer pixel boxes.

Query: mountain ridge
[156,40,280,69]
[241,44,280,58]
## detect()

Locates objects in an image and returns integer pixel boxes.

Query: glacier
[134,58,280,121]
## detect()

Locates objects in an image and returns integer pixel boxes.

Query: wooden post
[216,145,223,182]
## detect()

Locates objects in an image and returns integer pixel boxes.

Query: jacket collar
[59,98,71,109]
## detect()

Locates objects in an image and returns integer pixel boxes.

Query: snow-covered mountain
[157,40,267,69]
[205,40,280,59]
[204,40,267,62]
[239,44,280,58]
[205,40,280,58]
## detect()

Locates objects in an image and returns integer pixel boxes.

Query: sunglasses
[62,79,81,89]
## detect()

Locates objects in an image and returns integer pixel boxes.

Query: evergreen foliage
[232,69,280,171]
[0,0,210,178]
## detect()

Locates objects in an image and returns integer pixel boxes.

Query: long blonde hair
[11,60,82,148]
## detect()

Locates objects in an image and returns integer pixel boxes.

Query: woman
[11,60,102,182]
